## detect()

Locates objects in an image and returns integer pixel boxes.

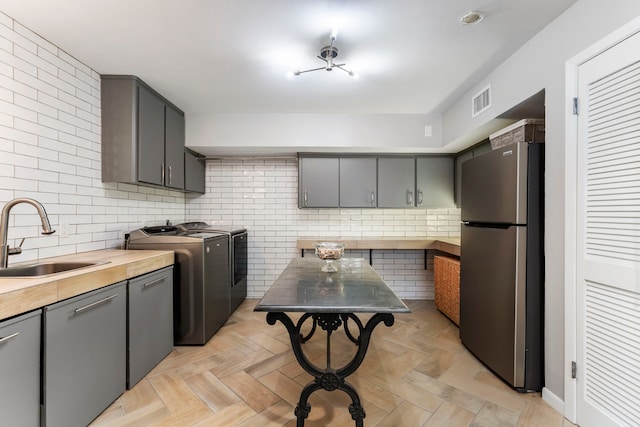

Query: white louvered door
[576,31,640,427]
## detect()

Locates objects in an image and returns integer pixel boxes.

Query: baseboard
[542,387,565,416]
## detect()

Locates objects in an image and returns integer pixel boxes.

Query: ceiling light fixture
[460,11,484,25]
[289,29,358,78]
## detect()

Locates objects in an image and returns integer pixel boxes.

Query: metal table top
[255,257,410,313]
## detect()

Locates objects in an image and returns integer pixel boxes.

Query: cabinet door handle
[74,294,118,314]
[304,191,308,207]
[370,191,375,207]
[143,277,166,289]
[418,190,423,206]
[407,190,413,206]
[161,163,165,185]
[0,331,19,344]
[168,165,172,185]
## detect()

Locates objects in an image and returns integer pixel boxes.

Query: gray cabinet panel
[0,309,41,427]
[100,77,137,183]
[128,267,174,388]
[165,106,186,190]
[137,84,166,186]
[416,157,455,208]
[377,157,415,208]
[339,158,377,207]
[102,75,192,191]
[185,150,205,193]
[44,282,126,427]
[299,157,339,208]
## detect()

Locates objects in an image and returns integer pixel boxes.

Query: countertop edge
[0,249,174,320]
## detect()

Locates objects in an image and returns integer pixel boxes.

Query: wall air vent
[472,84,491,117]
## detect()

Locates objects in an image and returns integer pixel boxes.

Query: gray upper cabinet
[164,105,186,190]
[339,157,377,207]
[101,75,188,191]
[137,84,166,186]
[299,157,339,208]
[185,149,206,194]
[416,157,455,208]
[0,309,41,427]
[377,157,416,208]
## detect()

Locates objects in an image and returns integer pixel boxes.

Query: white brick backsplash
[0,73,36,99]
[15,44,57,75]
[188,158,460,300]
[39,91,75,114]
[36,46,73,74]
[15,116,58,139]
[0,16,186,261]
[38,68,75,95]
[0,46,36,77]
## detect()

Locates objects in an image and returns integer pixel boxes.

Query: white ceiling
[0,0,576,116]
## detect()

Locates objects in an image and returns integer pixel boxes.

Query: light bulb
[330,28,339,40]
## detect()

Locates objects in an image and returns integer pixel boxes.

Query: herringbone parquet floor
[90,299,575,427]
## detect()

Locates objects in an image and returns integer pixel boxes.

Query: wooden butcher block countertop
[0,249,174,320]
[296,237,460,256]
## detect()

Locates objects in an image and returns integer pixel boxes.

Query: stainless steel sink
[0,261,107,277]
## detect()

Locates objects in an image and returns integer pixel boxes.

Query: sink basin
[0,262,106,277]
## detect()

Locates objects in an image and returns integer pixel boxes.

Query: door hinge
[571,361,577,379]
[572,97,579,115]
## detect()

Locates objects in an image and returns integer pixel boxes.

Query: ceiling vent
[472,85,491,117]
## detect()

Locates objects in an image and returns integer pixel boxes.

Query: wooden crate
[489,118,545,149]
[434,255,460,326]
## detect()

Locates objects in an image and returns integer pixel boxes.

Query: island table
[255,257,410,426]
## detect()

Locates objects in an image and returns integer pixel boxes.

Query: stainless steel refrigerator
[460,141,544,392]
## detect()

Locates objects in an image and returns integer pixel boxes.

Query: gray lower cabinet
[128,267,174,389]
[377,157,416,208]
[339,157,377,207]
[0,309,41,427]
[416,157,455,208]
[44,282,127,427]
[299,157,339,208]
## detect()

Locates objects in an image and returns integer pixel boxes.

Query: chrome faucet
[0,198,56,268]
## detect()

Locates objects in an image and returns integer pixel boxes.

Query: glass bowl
[314,242,345,272]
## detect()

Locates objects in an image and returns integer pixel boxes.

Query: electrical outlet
[60,221,69,238]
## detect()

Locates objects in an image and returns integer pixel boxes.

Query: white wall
[440,0,640,407]
[187,112,443,155]
[0,12,186,263]
[186,158,460,299]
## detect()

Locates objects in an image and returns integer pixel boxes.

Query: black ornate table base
[266,311,395,427]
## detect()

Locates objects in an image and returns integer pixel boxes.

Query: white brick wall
[186,158,461,299]
[0,12,185,263]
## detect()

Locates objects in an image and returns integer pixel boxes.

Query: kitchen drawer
[0,309,41,426]
[44,281,126,427]
[128,266,174,388]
